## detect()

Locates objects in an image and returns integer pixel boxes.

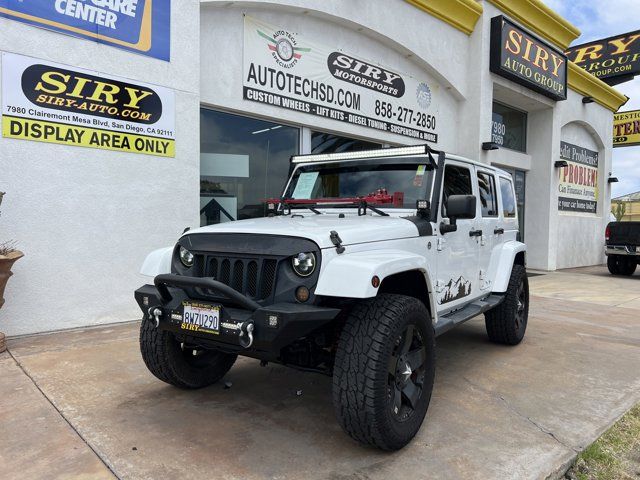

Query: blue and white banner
[0,0,170,61]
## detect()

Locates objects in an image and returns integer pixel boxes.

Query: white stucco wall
[0,1,202,336]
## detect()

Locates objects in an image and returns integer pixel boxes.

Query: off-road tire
[332,294,435,451]
[139,317,237,389]
[608,255,636,276]
[485,264,529,345]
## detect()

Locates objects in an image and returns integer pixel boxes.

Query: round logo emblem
[276,38,295,62]
[416,82,432,110]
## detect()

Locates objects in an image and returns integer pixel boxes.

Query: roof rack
[290,144,440,166]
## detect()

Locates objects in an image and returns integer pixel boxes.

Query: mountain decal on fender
[438,276,471,304]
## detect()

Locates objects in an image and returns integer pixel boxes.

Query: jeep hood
[184,215,420,249]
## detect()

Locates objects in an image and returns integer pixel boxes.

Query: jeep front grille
[193,254,278,301]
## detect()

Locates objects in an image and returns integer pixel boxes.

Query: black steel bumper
[134,274,340,356]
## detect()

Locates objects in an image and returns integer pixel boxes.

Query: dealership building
[0,0,627,335]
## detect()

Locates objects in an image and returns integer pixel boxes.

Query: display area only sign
[1,52,175,157]
[242,16,439,143]
[558,141,599,214]
[613,109,640,147]
[0,0,170,61]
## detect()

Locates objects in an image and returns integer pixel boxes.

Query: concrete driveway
[2,266,640,480]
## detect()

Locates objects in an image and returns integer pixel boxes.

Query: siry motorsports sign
[490,16,567,101]
[566,30,640,84]
[0,0,170,61]
[243,16,439,143]
[1,52,175,156]
[614,109,640,147]
[558,141,599,214]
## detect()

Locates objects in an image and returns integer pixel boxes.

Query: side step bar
[434,294,505,337]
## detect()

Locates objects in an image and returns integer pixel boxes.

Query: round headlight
[179,246,194,267]
[292,252,316,277]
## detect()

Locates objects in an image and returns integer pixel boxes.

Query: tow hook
[239,321,255,349]
[148,307,163,328]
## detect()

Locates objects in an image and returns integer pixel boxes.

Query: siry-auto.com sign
[1,52,175,156]
[490,16,567,101]
[243,16,439,143]
[566,30,640,83]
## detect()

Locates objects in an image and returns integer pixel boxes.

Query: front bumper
[605,245,639,256]
[134,274,340,357]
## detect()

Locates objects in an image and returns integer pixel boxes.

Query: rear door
[436,160,482,313]
[475,168,500,291]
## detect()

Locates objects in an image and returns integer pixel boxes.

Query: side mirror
[440,195,476,234]
[447,195,476,221]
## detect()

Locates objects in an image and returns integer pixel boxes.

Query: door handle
[469,229,483,237]
[494,228,504,235]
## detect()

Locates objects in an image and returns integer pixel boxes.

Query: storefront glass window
[311,132,381,154]
[200,108,299,225]
[491,102,527,152]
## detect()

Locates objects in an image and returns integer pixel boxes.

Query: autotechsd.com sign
[0,0,170,61]
[1,52,175,157]
[243,16,439,143]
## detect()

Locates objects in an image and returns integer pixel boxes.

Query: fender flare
[140,247,174,277]
[492,241,527,292]
[315,249,434,300]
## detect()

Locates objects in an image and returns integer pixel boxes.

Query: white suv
[135,145,528,450]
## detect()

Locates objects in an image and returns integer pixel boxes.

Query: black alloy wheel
[388,324,428,422]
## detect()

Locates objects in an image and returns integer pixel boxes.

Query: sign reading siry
[490,16,567,101]
[243,16,440,143]
[2,52,175,156]
[614,110,640,147]
[566,30,640,83]
[0,0,170,61]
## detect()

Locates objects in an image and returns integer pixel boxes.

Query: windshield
[284,158,434,209]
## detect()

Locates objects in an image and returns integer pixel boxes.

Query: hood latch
[330,230,345,254]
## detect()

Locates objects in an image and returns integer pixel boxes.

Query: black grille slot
[232,260,244,291]
[247,261,258,297]
[260,259,277,299]
[219,259,231,284]
[197,255,279,301]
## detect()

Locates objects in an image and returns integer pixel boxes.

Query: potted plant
[0,192,23,353]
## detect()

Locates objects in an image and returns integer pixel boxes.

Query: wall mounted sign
[1,52,175,156]
[558,141,599,214]
[0,0,170,61]
[243,16,439,143]
[566,30,640,84]
[490,16,567,101]
[614,109,640,147]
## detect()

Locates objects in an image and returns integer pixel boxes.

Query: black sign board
[566,30,640,84]
[490,16,568,101]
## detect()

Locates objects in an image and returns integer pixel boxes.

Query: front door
[436,161,482,314]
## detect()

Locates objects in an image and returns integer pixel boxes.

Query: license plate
[181,303,220,335]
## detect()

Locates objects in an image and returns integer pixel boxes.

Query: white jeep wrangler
[135,145,528,450]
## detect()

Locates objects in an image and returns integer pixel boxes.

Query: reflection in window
[311,132,381,154]
[478,172,498,217]
[442,165,472,216]
[500,177,517,218]
[200,109,299,226]
[492,102,527,152]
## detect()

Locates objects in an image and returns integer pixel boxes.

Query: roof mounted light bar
[291,144,437,164]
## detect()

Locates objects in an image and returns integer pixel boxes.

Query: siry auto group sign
[566,30,640,83]
[490,16,567,101]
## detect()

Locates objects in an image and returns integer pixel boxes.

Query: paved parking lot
[2,266,640,480]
